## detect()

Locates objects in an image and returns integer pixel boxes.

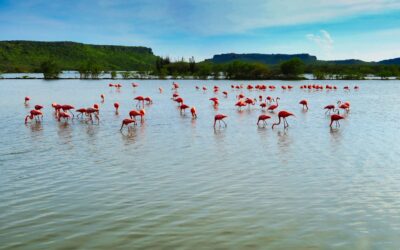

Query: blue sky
[0,0,400,61]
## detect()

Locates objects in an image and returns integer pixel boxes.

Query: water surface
[1,79,400,249]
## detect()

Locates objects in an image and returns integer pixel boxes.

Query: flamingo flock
[23,81,355,131]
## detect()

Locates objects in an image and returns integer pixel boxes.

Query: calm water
[1,79,400,249]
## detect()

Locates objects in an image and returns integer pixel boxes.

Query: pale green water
[1,79,400,249]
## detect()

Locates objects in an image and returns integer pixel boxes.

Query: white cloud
[307,30,334,56]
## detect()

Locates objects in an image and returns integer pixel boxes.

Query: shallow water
[1,79,400,249]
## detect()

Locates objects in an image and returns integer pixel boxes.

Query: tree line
[37,57,400,80]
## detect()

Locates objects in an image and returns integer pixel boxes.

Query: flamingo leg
[222,120,227,127]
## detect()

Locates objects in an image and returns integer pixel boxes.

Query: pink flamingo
[330,110,345,128]
[272,111,294,129]
[191,107,197,118]
[129,109,145,123]
[180,104,190,114]
[267,97,280,112]
[134,96,145,107]
[60,104,75,118]
[299,99,308,110]
[214,114,227,128]
[114,102,119,114]
[120,118,136,130]
[257,114,271,127]
[58,111,71,122]
[25,110,43,123]
[24,96,30,104]
[324,104,335,114]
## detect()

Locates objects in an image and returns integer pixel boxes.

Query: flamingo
[257,115,271,127]
[267,97,280,112]
[34,105,44,110]
[159,87,163,93]
[324,104,335,114]
[172,82,179,90]
[265,96,274,104]
[191,107,197,118]
[272,111,294,129]
[144,96,153,104]
[134,96,145,107]
[101,94,105,102]
[132,83,139,88]
[202,86,207,92]
[24,96,30,104]
[25,110,43,123]
[330,110,345,128]
[93,103,99,109]
[60,104,75,118]
[260,102,267,109]
[235,100,246,110]
[120,118,136,130]
[245,98,255,107]
[174,97,184,105]
[129,109,145,122]
[214,114,227,128]
[180,104,190,114]
[299,99,308,110]
[222,91,228,97]
[114,102,119,114]
[58,111,71,122]
[76,108,87,118]
[86,108,100,123]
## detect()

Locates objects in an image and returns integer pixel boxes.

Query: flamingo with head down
[272,111,294,129]
[214,114,227,128]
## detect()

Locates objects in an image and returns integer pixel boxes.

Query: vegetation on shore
[1,40,400,80]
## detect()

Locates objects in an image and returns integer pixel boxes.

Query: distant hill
[321,59,369,65]
[207,53,318,64]
[378,57,400,65]
[0,41,158,72]
[205,53,400,66]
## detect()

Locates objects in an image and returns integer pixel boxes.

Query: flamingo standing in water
[179,104,190,114]
[265,96,274,104]
[129,109,145,123]
[101,94,105,103]
[114,102,119,114]
[257,115,271,127]
[172,82,179,90]
[144,97,153,104]
[272,111,294,129]
[25,110,43,123]
[58,111,71,122]
[267,97,280,112]
[120,118,136,130]
[299,99,308,110]
[174,97,184,105]
[132,83,139,88]
[222,91,228,97]
[235,100,246,110]
[134,96,145,108]
[330,110,345,128]
[214,114,228,128]
[24,96,30,104]
[76,108,87,118]
[86,107,100,123]
[60,104,75,118]
[190,107,197,118]
[324,104,335,114]
[159,87,163,93]
[337,101,350,113]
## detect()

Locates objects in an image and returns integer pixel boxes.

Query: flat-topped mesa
[207,53,318,64]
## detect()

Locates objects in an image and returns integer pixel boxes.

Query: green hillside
[0,41,158,72]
